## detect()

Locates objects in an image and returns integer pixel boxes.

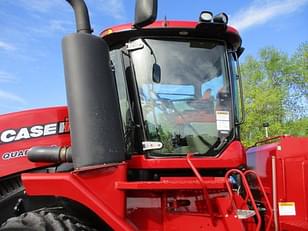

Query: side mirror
[152,63,161,83]
[134,0,157,28]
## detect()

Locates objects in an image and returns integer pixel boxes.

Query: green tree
[240,43,308,147]
[286,43,308,120]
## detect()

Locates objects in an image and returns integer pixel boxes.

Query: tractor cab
[0,1,275,230]
[102,17,244,159]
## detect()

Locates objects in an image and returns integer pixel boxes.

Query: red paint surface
[23,164,259,230]
[247,136,308,230]
[1,107,272,230]
[0,107,70,177]
[22,164,134,231]
[100,20,239,37]
[9,109,251,230]
[128,141,246,169]
[21,141,261,230]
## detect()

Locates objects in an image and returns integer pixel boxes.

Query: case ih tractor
[0,0,307,230]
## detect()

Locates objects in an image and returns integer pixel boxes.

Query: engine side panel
[247,136,308,230]
[0,107,70,177]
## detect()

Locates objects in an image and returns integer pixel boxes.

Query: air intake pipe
[28,146,72,163]
[63,0,125,169]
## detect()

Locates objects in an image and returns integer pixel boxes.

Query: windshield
[130,38,233,155]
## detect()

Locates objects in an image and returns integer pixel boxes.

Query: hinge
[126,41,144,51]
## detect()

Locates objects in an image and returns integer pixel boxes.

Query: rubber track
[0,209,96,231]
[0,176,23,202]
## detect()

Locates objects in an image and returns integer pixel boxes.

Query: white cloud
[0,71,16,83]
[18,0,66,13]
[230,0,308,31]
[0,41,16,51]
[0,90,26,105]
[49,20,73,33]
[49,20,67,32]
[0,18,26,107]
[97,0,126,20]
[0,71,24,105]
[21,19,73,39]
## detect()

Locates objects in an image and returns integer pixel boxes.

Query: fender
[0,107,71,177]
[22,163,135,231]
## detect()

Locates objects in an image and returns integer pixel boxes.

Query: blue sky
[0,0,307,114]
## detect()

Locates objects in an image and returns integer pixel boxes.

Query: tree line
[240,42,307,147]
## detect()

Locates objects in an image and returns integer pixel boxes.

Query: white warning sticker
[216,111,229,121]
[216,111,230,131]
[217,120,230,131]
[278,202,296,216]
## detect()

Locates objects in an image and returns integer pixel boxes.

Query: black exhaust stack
[66,0,92,33]
[63,0,125,169]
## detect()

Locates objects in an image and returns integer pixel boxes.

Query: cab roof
[100,20,242,51]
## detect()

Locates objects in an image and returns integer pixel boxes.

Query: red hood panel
[0,107,71,177]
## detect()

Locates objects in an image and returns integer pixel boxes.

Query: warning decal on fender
[278,202,296,216]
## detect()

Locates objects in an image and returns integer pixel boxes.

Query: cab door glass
[110,49,134,151]
[229,52,242,123]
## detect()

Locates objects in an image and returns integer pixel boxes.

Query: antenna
[263,122,270,138]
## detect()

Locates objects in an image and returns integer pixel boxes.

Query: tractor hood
[0,106,70,177]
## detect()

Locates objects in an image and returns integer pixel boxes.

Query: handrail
[250,135,288,148]
[225,169,262,231]
[244,170,273,231]
[186,153,215,226]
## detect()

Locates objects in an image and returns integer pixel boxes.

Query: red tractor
[0,0,307,230]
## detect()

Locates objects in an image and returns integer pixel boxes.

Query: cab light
[199,11,213,23]
[213,13,228,24]
[101,28,113,37]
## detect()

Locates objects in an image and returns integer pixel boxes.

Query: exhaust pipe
[66,0,92,34]
[63,0,125,169]
[28,146,72,163]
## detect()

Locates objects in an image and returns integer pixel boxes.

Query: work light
[213,13,228,24]
[199,11,213,23]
